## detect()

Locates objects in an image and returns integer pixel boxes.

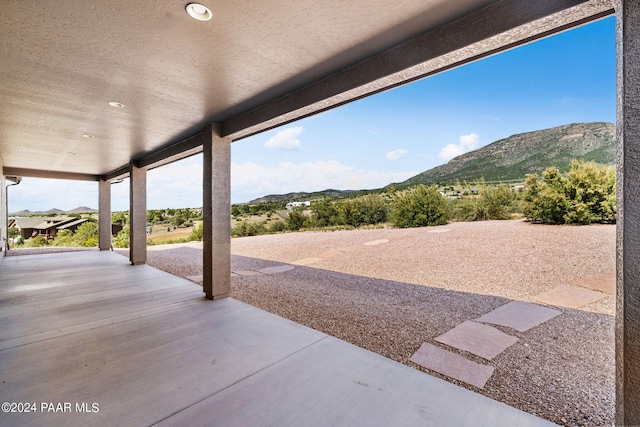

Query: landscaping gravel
[122,219,614,426]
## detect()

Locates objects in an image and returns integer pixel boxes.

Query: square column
[129,162,147,265]
[202,124,231,300]
[616,1,640,424]
[98,179,111,251]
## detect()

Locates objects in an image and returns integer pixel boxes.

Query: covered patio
[1,0,639,425]
[0,250,553,426]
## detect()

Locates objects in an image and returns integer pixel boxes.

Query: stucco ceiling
[0,0,613,179]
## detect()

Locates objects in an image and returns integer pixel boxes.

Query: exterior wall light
[186,3,212,21]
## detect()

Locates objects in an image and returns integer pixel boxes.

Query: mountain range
[248,122,616,204]
[9,206,97,217]
[400,122,615,185]
[12,122,616,210]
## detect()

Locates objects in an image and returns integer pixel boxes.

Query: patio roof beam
[3,167,100,182]
[103,165,131,182]
[136,131,206,171]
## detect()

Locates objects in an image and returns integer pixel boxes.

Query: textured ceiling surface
[2,0,493,176]
[0,0,608,178]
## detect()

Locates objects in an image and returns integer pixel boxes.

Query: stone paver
[233,270,265,276]
[570,271,615,295]
[317,250,344,258]
[533,284,607,309]
[476,301,561,332]
[363,239,389,246]
[291,257,325,266]
[410,343,495,389]
[258,265,295,274]
[435,321,519,360]
[428,229,452,233]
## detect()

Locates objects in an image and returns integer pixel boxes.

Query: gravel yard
[113,219,613,426]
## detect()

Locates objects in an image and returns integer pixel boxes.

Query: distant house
[55,218,91,234]
[9,217,90,239]
[9,217,47,239]
[285,201,311,210]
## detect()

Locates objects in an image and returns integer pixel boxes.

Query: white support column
[129,162,147,265]
[616,0,640,424]
[202,123,231,300]
[98,179,111,251]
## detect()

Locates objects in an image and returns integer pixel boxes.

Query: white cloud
[264,126,304,149]
[8,155,417,212]
[437,133,480,162]
[232,160,415,203]
[8,178,98,213]
[386,149,408,161]
[147,156,203,209]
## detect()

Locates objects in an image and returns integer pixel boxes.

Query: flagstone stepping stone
[410,343,495,389]
[570,271,616,295]
[258,265,295,274]
[476,301,561,332]
[435,321,519,360]
[428,228,452,233]
[363,239,389,246]
[291,257,324,266]
[233,270,265,276]
[317,250,344,258]
[533,284,607,309]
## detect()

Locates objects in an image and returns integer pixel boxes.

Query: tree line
[12,161,616,247]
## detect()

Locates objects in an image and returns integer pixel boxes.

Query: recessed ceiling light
[186,3,212,21]
[108,101,125,108]
[82,134,94,138]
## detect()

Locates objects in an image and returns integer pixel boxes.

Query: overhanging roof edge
[221,0,613,141]
[3,167,100,182]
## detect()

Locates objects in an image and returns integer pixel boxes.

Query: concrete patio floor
[0,251,556,426]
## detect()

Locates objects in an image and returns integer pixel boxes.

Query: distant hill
[9,206,97,216]
[248,189,357,204]
[68,206,97,214]
[42,208,66,215]
[242,122,616,205]
[399,122,615,186]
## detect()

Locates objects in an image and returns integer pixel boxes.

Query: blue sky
[8,17,616,213]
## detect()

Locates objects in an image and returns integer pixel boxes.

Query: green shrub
[231,221,267,237]
[74,222,99,247]
[286,209,307,231]
[190,223,203,241]
[475,184,519,220]
[24,235,49,247]
[312,199,342,227]
[391,185,449,228]
[112,226,130,248]
[268,220,287,233]
[450,182,519,221]
[451,196,477,222]
[342,194,388,227]
[50,229,75,246]
[523,161,616,224]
